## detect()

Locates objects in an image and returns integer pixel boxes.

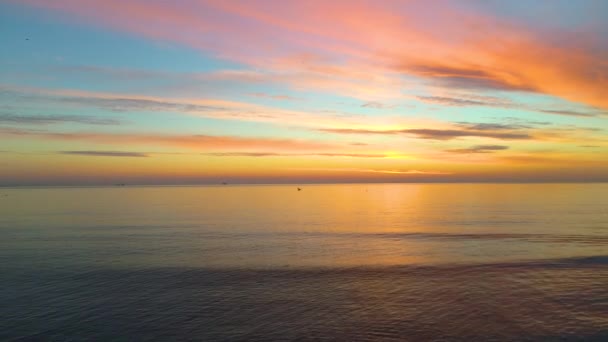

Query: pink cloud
[17,0,608,107]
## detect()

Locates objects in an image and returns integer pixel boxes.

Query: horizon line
[2,180,608,189]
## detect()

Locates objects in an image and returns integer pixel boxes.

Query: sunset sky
[1,0,607,185]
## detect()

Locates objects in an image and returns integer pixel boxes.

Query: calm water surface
[1,184,607,340]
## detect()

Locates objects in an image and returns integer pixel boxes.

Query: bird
[297,187,301,191]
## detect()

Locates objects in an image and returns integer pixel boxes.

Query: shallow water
[1,184,607,340]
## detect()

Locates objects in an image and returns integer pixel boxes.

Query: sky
[1,0,607,185]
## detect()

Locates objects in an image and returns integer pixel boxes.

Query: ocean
[1,183,607,341]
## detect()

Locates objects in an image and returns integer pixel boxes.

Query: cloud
[364,169,451,175]
[0,113,121,125]
[451,121,607,143]
[318,127,531,140]
[1,85,230,113]
[203,152,283,157]
[539,109,599,118]
[494,117,552,126]
[417,96,485,107]
[446,145,509,154]
[0,127,333,151]
[201,65,405,101]
[16,0,607,107]
[295,167,452,175]
[404,64,537,92]
[318,128,400,135]
[1,85,389,129]
[52,62,602,120]
[499,155,563,164]
[58,96,226,113]
[60,151,149,157]
[416,95,511,107]
[404,129,530,140]
[361,101,393,109]
[455,122,532,131]
[202,152,389,158]
[248,93,299,101]
[419,96,603,118]
[54,64,165,81]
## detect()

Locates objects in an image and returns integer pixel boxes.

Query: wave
[4,255,607,341]
[273,231,608,246]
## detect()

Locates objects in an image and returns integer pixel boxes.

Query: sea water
[1,184,607,340]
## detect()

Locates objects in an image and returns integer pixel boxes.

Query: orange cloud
[202,152,390,158]
[0,127,333,152]
[318,128,532,141]
[16,0,607,106]
[291,167,452,175]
